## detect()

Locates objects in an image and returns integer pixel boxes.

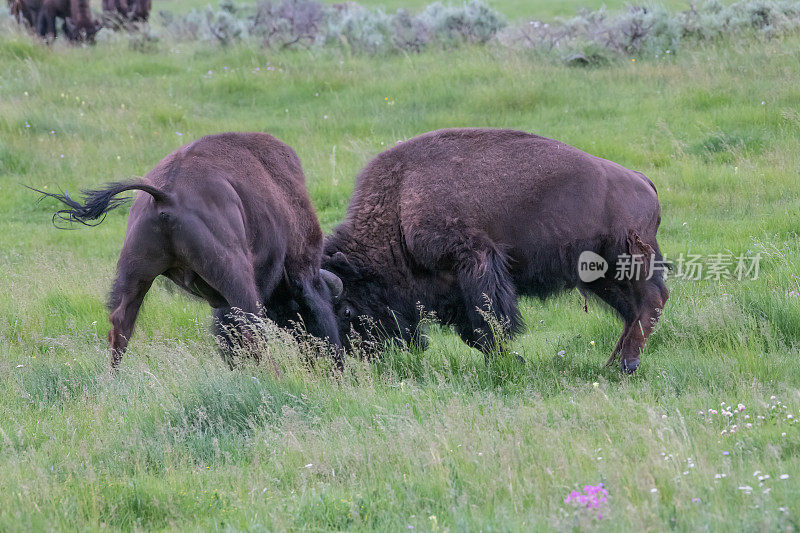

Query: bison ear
[320,269,343,300]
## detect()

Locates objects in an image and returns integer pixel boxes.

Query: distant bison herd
[34,129,668,373]
[8,0,151,42]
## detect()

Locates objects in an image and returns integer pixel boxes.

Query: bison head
[321,251,416,353]
[65,18,102,43]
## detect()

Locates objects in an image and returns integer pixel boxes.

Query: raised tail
[28,180,171,228]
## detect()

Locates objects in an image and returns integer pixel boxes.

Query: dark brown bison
[18,0,100,42]
[100,0,127,26]
[33,132,342,370]
[9,0,37,28]
[101,0,149,25]
[127,0,150,22]
[322,128,668,372]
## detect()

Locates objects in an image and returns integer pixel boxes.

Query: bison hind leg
[584,256,668,373]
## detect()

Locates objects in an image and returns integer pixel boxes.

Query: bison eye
[344,307,352,319]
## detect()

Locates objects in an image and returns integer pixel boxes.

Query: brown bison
[33,132,342,369]
[127,0,150,22]
[101,0,127,26]
[101,0,149,25]
[322,128,668,372]
[16,0,100,42]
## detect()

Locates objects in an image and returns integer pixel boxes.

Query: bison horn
[320,269,343,300]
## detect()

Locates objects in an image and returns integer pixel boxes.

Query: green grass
[1,8,800,532]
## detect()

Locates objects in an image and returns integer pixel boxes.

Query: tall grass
[0,10,799,530]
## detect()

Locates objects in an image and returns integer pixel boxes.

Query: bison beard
[31,132,342,370]
[322,128,669,372]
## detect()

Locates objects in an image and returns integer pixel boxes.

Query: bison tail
[28,180,171,228]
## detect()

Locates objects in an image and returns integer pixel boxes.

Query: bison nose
[621,358,640,373]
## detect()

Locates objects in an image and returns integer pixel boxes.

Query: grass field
[1,1,800,530]
[152,0,700,19]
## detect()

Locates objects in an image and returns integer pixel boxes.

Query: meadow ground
[140,0,704,19]
[1,2,800,530]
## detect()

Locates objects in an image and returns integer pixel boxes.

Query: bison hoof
[621,358,640,373]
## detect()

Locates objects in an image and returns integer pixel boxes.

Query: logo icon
[578,251,608,283]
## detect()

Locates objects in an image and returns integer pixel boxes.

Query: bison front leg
[453,242,523,358]
[35,8,57,41]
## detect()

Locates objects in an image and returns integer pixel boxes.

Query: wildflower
[780,474,789,480]
[738,404,745,411]
[558,350,566,357]
[176,132,182,136]
[564,483,608,518]
[722,451,730,456]
[593,382,599,388]
[590,340,595,346]
[650,488,658,493]
[304,464,313,468]
[692,497,701,503]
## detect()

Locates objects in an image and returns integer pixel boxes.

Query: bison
[322,128,668,372]
[101,0,149,26]
[33,132,342,370]
[127,0,150,22]
[101,0,128,27]
[17,0,100,42]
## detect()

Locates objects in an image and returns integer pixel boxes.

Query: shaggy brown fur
[101,0,127,26]
[127,0,150,22]
[33,132,342,370]
[10,0,38,27]
[101,0,149,25]
[323,128,668,372]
